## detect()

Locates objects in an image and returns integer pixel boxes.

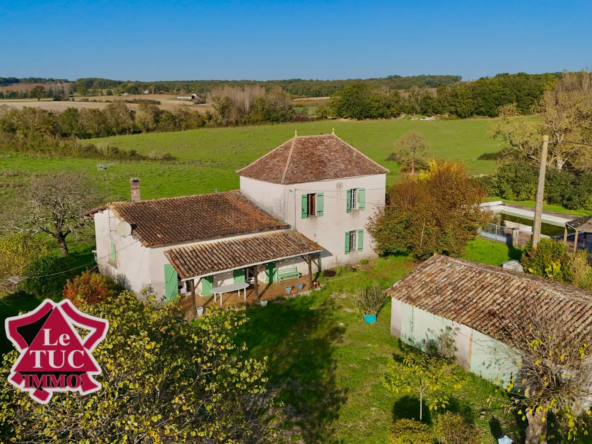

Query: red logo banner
[5,299,109,404]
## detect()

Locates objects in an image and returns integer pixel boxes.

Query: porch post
[564,226,568,245]
[574,229,579,254]
[190,279,196,311]
[253,266,259,300]
[307,254,313,290]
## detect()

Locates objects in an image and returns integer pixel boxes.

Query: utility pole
[532,135,549,248]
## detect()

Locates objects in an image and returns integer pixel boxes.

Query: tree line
[68,74,462,97]
[326,72,560,119]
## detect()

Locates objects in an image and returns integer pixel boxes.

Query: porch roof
[566,215,592,232]
[164,230,323,279]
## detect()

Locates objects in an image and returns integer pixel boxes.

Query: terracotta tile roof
[83,205,107,219]
[164,230,323,278]
[110,191,287,247]
[237,134,388,184]
[386,255,592,341]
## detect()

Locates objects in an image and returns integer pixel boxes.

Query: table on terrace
[211,282,250,305]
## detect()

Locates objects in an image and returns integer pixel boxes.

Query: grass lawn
[0,118,503,206]
[235,239,526,443]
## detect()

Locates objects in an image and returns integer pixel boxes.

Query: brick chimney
[130,178,141,202]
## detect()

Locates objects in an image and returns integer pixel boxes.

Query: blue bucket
[363,314,377,324]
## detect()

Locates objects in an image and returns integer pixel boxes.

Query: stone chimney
[130,178,141,202]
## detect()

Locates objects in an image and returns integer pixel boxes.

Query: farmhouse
[91,133,387,304]
[387,255,592,384]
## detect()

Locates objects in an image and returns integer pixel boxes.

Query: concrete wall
[241,174,386,269]
[391,300,519,384]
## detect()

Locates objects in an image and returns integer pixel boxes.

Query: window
[301,192,324,218]
[307,193,316,216]
[345,229,364,254]
[346,188,365,213]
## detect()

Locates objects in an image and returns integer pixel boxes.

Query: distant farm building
[177,94,198,100]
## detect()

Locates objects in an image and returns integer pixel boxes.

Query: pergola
[564,215,592,253]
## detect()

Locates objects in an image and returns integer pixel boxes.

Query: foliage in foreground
[496,306,592,443]
[367,160,490,259]
[521,239,592,289]
[62,270,116,306]
[0,292,274,443]
[0,233,51,281]
[433,411,483,444]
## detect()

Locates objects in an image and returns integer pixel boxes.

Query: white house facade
[90,133,388,305]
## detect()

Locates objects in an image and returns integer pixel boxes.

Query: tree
[30,85,46,101]
[9,172,99,256]
[389,131,431,175]
[491,70,592,172]
[496,307,592,444]
[0,291,275,443]
[384,328,462,421]
[367,160,490,259]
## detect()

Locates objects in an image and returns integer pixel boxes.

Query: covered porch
[563,215,592,253]
[164,230,323,314]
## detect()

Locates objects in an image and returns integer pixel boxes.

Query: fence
[480,223,510,243]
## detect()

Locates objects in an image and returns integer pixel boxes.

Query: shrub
[360,258,369,265]
[353,283,387,315]
[433,412,482,444]
[0,233,51,279]
[389,419,433,444]
[18,256,76,298]
[62,271,115,306]
[521,239,572,283]
[470,174,495,196]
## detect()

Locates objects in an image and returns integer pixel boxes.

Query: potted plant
[353,283,387,324]
[296,283,304,291]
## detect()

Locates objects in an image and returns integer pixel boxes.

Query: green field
[0,118,503,205]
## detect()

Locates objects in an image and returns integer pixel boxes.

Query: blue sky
[1,0,590,81]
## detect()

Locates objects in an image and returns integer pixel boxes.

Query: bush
[62,271,115,306]
[470,174,495,196]
[353,283,387,315]
[521,239,572,283]
[433,412,482,444]
[0,233,51,279]
[389,419,433,444]
[18,256,81,298]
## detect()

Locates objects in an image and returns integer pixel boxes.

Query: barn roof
[237,134,388,185]
[386,255,592,341]
[110,190,287,247]
[165,230,322,279]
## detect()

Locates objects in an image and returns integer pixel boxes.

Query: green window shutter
[202,275,214,296]
[344,232,350,254]
[317,193,324,216]
[359,188,366,210]
[357,229,364,251]
[346,189,351,213]
[233,268,245,283]
[164,264,178,302]
[110,242,116,262]
[301,194,308,219]
[265,262,276,283]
